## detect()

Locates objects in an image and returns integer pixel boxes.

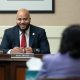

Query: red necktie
[21,33,26,48]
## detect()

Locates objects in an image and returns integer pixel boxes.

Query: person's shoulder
[30,24,45,31]
[42,53,61,61]
[42,54,54,60]
[5,25,16,30]
[4,25,18,34]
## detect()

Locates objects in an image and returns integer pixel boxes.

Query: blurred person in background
[36,24,80,80]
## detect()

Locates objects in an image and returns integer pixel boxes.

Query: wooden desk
[0,54,42,80]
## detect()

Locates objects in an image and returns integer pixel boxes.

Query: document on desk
[25,57,43,80]
[26,57,43,71]
[11,53,34,58]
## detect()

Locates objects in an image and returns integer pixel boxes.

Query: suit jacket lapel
[14,26,20,47]
[29,26,35,47]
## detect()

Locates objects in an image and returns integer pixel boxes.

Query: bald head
[17,8,30,18]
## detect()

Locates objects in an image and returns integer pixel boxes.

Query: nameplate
[11,53,34,58]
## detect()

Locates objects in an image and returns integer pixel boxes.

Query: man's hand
[24,47,33,53]
[10,47,23,53]
[10,47,33,53]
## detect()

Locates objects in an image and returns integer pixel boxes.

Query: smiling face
[16,9,31,31]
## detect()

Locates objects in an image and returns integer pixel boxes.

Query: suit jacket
[1,24,50,54]
[36,53,80,80]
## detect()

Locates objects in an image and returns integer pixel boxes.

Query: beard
[18,24,30,33]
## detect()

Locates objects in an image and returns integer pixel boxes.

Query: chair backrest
[25,70,39,80]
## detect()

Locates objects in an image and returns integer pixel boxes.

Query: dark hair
[59,24,80,59]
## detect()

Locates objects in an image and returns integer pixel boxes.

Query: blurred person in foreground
[1,8,50,54]
[36,24,80,80]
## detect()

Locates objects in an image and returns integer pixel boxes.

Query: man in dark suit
[1,8,50,54]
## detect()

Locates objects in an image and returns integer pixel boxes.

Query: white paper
[26,57,43,71]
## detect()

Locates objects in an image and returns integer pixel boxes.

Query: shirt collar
[19,26,30,35]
